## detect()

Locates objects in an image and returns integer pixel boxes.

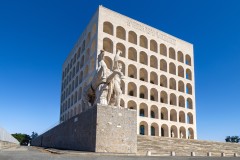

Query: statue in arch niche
[83,49,124,108]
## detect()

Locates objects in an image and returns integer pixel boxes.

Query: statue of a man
[107,50,124,107]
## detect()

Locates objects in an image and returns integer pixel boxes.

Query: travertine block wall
[96,106,137,153]
[32,105,137,153]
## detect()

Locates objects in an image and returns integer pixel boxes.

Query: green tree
[225,136,240,143]
[12,133,31,145]
[31,132,38,140]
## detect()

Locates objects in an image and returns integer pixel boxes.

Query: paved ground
[0,146,240,160]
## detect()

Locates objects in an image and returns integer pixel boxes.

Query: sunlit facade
[59,6,197,139]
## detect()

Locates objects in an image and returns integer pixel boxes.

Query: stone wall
[95,106,137,153]
[138,135,240,156]
[31,106,97,151]
[31,105,137,153]
[0,127,19,144]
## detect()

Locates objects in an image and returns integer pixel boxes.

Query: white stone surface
[59,5,197,140]
[0,127,19,144]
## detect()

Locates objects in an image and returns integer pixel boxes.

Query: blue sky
[0,0,239,141]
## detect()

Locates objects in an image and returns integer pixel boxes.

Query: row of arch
[103,21,192,66]
[103,39,193,80]
[63,23,97,80]
[125,81,192,103]
[62,57,95,94]
[139,122,195,139]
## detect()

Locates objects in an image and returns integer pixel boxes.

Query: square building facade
[60,6,197,139]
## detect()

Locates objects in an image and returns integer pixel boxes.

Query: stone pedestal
[95,105,137,153]
[31,105,137,154]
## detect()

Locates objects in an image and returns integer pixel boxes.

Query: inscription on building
[127,20,176,45]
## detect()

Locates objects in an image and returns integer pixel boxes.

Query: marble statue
[83,50,124,108]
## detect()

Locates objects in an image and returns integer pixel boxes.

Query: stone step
[137,135,240,156]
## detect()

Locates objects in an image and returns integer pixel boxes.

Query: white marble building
[59,6,197,139]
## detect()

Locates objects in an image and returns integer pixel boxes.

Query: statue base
[95,105,137,153]
[31,105,137,154]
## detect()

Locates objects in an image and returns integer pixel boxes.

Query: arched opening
[160,44,167,56]
[161,124,169,137]
[90,58,95,72]
[128,47,137,62]
[120,99,125,108]
[179,127,186,139]
[91,24,97,38]
[120,80,125,94]
[170,125,178,138]
[169,47,176,60]
[104,56,112,70]
[187,112,193,124]
[150,55,158,69]
[150,88,158,102]
[116,26,126,40]
[91,40,96,55]
[128,31,137,45]
[187,98,193,109]
[80,55,84,68]
[151,123,159,136]
[139,85,148,100]
[78,87,82,100]
[116,43,126,58]
[160,59,167,72]
[128,64,137,79]
[178,81,185,93]
[179,111,185,123]
[84,65,89,77]
[178,65,184,78]
[186,83,192,95]
[170,93,177,106]
[85,48,90,62]
[169,63,176,75]
[139,121,148,135]
[161,107,168,120]
[178,51,184,63]
[139,51,148,65]
[185,54,192,66]
[169,78,176,90]
[188,128,194,139]
[150,105,158,119]
[186,69,192,80]
[139,103,148,117]
[160,91,168,104]
[179,96,185,108]
[103,38,113,53]
[128,82,137,97]
[103,21,113,35]
[127,100,137,110]
[86,32,91,46]
[170,109,177,122]
[140,35,148,49]
[139,68,148,82]
[150,72,158,85]
[150,39,157,53]
[160,75,167,88]
[79,71,83,84]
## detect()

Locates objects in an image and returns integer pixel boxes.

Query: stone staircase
[137,135,240,157]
